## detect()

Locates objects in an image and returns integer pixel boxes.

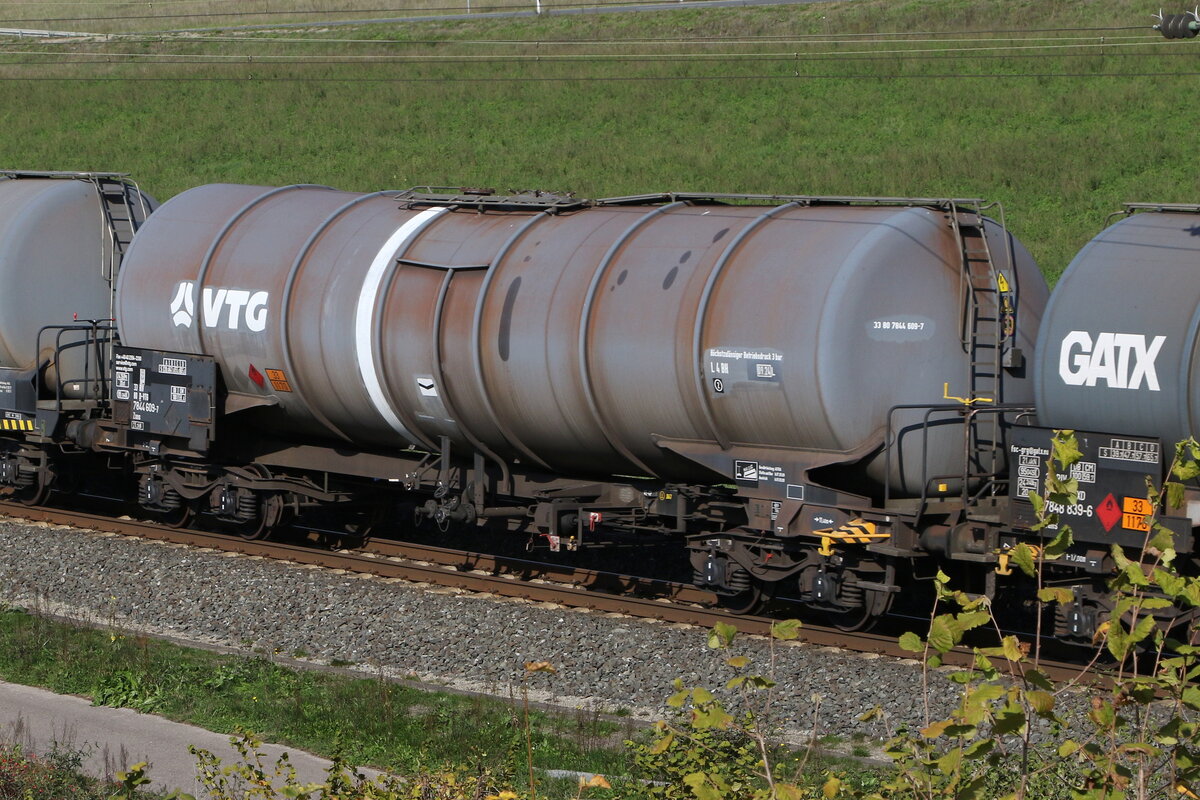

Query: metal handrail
[34,322,115,415]
[1104,202,1200,227]
[883,402,1036,522]
[391,188,993,213]
[597,193,989,207]
[0,170,130,180]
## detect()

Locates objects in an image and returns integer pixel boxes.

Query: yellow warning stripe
[0,419,33,431]
[812,519,889,541]
[810,519,889,554]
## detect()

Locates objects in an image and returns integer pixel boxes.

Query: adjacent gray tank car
[0,171,153,394]
[115,185,1048,498]
[1036,205,1200,447]
[0,171,154,503]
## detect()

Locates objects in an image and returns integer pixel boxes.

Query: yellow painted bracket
[994,544,1043,576]
[943,382,994,406]
[818,536,835,556]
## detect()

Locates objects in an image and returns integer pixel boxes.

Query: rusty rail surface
[0,500,1098,686]
[362,537,717,605]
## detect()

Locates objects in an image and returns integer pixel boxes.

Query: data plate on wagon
[112,346,215,445]
[1008,426,1178,547]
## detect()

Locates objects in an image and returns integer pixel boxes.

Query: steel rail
[362,537,716,603]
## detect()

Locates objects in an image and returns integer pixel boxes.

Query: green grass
[1,0,1197,282]
[0,606,635,796]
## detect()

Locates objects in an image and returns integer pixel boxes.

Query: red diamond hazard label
[1097,493,1121,532]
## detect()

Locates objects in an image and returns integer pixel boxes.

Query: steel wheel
[823,604,878,632]
[716,580,777,616]
[158,502,195,529]
[237,492,284,541]
[15,471,52,507]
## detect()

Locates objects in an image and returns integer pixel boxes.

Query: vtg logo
[1058,330,1166,391]
[169,281,269,332]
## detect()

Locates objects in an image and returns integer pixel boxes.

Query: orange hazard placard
[265,369,292,392]
[1122,496,1152,515]
[1122,513,1150,532]
[1121,496,1152,532]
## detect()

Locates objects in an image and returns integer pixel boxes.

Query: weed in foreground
[0,741,131,800]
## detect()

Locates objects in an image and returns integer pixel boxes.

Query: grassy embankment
[0,605,881,797]
[0,604,633,796]
[0,0,1198,282]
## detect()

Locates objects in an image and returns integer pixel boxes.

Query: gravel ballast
[0,518,965,742]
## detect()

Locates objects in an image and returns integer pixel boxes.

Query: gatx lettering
[170,280,269,332]
[1058,330,1166,391]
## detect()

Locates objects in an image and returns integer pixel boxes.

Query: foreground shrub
[0,742,128,800]
[623,432,1200,800]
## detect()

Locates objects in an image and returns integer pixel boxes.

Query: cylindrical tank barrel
[116,185,1047,495]
[1036,209,1200,447]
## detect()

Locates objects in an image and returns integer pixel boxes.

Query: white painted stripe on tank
[355,207,447,442]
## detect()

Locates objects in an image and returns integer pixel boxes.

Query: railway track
[0,499,1101,687]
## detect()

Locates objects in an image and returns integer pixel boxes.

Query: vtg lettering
[170,280,269,332]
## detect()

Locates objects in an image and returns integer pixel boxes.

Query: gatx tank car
[0,169,1194,640]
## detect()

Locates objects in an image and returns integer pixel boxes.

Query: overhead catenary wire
[1,27,1190,78]
[3,0,243,4]
[0,5,1188,79]
[4,52,1196,70]
[0,23,1171,52]
[0,1,796,25]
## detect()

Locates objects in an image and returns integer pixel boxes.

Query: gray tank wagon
[103,184,1050,620]
[1002,203,1200,641]
[0,171,152,385]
